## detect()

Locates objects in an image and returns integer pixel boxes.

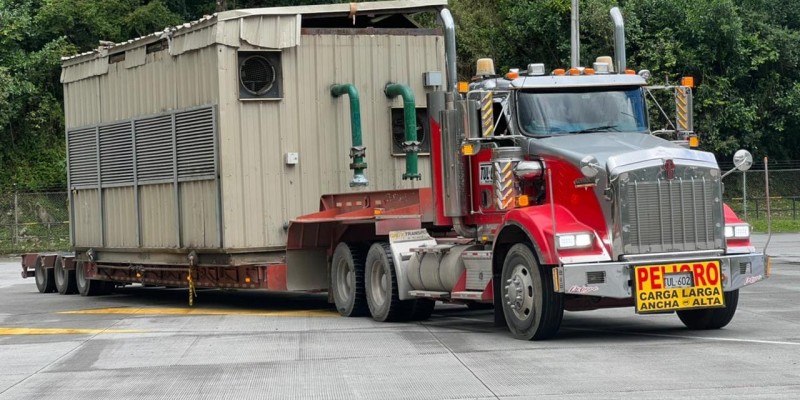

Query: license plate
[634,260,725,313]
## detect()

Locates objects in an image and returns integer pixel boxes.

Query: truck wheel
[54,256,77,295]
[331,242,368,317]
[501,243,563,340]
[34,258,56,293]
[365,242,414,322]
[677,289,739,330]
[76,261,109,296]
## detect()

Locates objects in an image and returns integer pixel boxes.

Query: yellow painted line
[59,307,338,317]
[0,328,144,335]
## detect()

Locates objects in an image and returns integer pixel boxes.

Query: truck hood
[526,132,718,174]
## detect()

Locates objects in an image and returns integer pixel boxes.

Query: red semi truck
[21,1,768,340]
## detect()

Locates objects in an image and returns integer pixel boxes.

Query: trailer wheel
[677,289,739,330]
[500,243,563,340]
[365,242,415,322]
[76,261,110,296]
[331,242,369,317]
[54,256,77,295]
[34,257,56,293]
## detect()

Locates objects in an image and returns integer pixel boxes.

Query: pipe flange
[401,141,421,153]
[350,146,366,158]
[349,162,368,170]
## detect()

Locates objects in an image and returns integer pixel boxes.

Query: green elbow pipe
[331,84,367,186]
[384,83,421,180]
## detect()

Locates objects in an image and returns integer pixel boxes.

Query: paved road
[0,234,798,399]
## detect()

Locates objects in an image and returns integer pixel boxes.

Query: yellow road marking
[0,328,144,335]
[59,307,338,317]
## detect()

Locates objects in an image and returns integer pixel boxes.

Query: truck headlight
[556,232,593,249]
[724,224,750,239]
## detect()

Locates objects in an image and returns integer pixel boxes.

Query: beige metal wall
[218,32,445,249]
[64,42,221,250]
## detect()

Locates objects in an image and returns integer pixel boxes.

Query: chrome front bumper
[555,253,768,298]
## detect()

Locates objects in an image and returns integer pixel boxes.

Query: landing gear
[500,243,563,340]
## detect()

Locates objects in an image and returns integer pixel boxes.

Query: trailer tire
[365,242,415,322]
[331,242,369,317]
[34,258,56,293]
[54,256,77,295]
[677,289,739,330]
[500,243,563,340]
[76,261,109,296]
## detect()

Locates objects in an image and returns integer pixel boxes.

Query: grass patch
[746,218,800,233]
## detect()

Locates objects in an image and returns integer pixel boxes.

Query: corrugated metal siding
[65,46,218,128]
[64,45,219,250]
[218,33,444,249]
[139,184,178,248]
[72,190,102,246]
[239,15,301,49]
[103,187,137,247]
[180,180,219,248]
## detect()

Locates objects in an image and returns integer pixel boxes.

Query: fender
[493,204,610,265]
[723,203,753,250]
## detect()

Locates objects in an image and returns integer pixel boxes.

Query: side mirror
[580,155,601,178]
[722,149,753,178]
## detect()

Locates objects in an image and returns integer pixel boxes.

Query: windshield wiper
[569,125,620,134]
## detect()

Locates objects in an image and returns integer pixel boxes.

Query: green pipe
[384,83,421,180]
[330,84,367,186]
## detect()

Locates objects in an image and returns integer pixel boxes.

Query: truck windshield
[517,88,648,136]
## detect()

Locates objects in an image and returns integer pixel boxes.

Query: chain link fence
[0,191,70,254]
[722,167,800,221]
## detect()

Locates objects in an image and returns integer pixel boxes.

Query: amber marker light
[505,71,519,79]
[245,277,251,284]
[553,69,566,76]
[624,69,636,75]
[517,195,530,207]
[461,143,478,156]
[583,68,595,75]
[688,135,700,148]
[458,81,469,93]
[681,76,695,88]
[568,68,580,76]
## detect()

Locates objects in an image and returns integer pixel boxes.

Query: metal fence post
[742,170,747,220]
[13,189,19,246]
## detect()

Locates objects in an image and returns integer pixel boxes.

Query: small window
[108,52,126,64]
[391,108,430,156]
[238,51,282,100]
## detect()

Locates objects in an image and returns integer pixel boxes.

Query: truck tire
[501,243,563,340]
[365,242,415,322]
[76,261,109,296]
[34,258,56,293]
[677,289,739,330]
[54,256,77,295]
[331,242,369,317]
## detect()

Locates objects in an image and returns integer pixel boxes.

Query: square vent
[238,51,282,100]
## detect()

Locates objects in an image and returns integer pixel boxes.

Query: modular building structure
[61,1,447,268]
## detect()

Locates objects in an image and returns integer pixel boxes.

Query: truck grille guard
[613,163,725,257]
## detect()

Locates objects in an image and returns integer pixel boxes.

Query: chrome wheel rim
[506,264,535,321]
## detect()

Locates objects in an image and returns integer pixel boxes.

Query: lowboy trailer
[22,0,769,340]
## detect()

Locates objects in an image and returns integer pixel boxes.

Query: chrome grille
[618,166,723,255]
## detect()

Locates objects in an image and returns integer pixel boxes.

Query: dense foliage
[1,0,798,191]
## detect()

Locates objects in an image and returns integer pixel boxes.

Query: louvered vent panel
[135,115,174,181]
[176,107,215,179]
[68,127,98,188]
[99,122,133,185]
